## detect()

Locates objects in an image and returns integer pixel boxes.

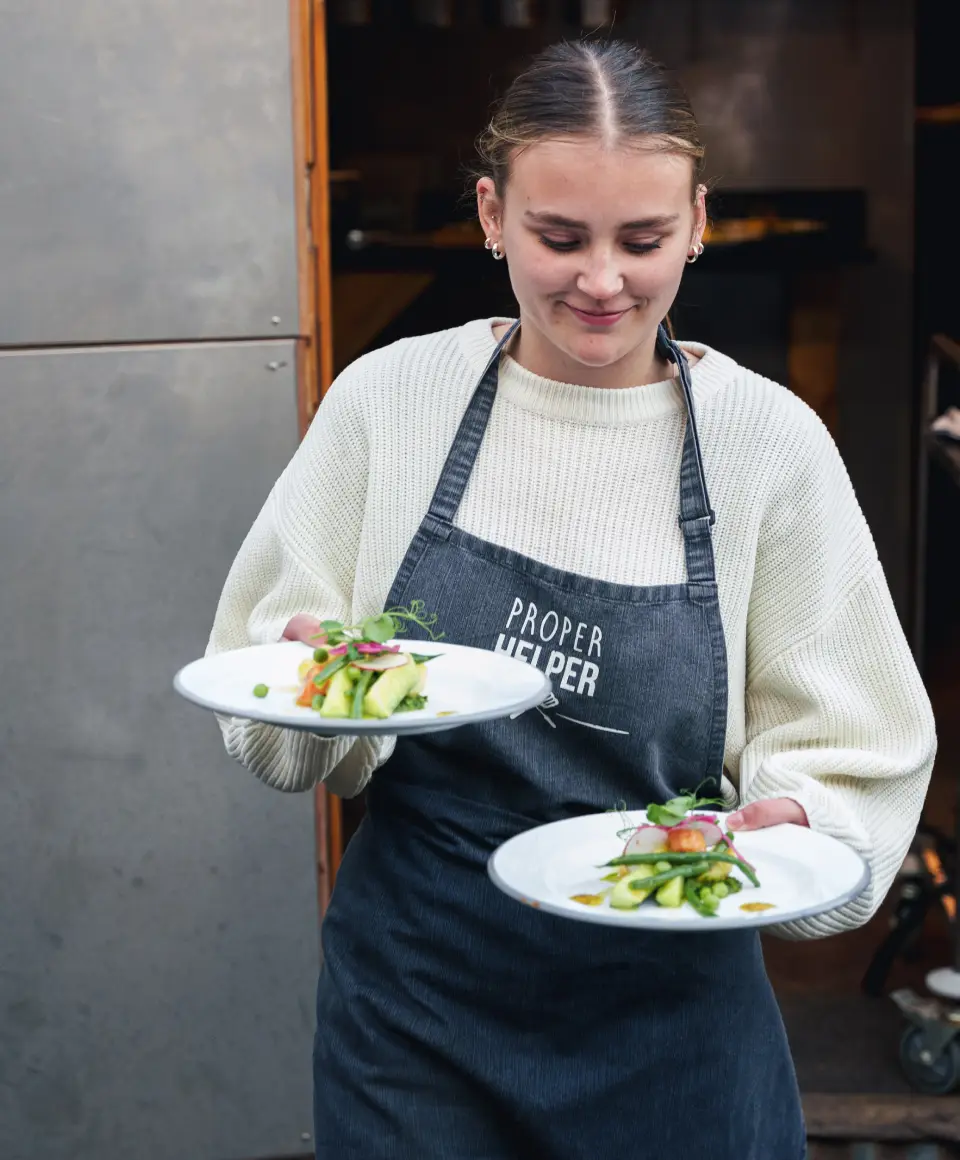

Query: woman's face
[477,137,705,386]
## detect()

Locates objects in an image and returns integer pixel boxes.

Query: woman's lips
[565,304,631,328]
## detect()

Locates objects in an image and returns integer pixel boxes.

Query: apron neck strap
[427,321,518,528]
[427,320,717,587]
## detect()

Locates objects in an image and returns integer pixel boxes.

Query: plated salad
[572,791,767,919]
[254,602,444,722]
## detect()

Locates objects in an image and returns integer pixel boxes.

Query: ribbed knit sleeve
[735,401,937,938]
[205,357,392,796]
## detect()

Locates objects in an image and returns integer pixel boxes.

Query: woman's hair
[475,39,704,198]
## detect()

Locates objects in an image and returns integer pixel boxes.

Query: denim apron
[313,324,805,1159]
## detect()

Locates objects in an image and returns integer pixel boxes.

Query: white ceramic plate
[488,810,870,931]
[174,640,552,736]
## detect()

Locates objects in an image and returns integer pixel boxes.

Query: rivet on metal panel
[301,1132,312,1141]
[266,360,289,372]
[271,316,281,325]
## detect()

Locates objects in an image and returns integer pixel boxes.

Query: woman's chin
[556,332,633,370]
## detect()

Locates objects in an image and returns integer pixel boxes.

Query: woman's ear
[477,177,504,243]
[693,183,708,245]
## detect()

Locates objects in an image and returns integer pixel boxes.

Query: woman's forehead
[505,139,695,214]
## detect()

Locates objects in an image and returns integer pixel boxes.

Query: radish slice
[325,642,401,658]
[674,819,724,847]
[623,825,669,856]
[353,653,412,672]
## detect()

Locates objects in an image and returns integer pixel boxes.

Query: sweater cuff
[743,759,872,851]
[218,715,354,793]
[739,758,876,940]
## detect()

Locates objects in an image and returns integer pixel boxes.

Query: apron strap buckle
[678,510,716,530]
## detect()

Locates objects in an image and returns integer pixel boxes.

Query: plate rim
[487,811,872,932]
[173,639,553,736]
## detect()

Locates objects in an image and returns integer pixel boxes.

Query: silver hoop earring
[491,241,506,261]
[484,237,494,250]
[686,241,704,264]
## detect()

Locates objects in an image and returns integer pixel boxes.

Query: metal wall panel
[0,343,317,1160]
[0,1,299,347]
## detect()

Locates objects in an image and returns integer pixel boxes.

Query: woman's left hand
[726,798,809,832]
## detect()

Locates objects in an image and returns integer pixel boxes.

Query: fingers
[727,798,810,832]
[281,614,325,644]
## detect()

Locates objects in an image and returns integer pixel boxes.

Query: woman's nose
[575,251,625,301]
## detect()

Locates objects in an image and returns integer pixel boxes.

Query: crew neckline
[456,317,738,426]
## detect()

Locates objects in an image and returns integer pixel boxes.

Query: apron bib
[313,324,804,1159]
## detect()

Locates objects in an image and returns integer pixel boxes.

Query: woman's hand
[726,798,809,832]
[282,614,325,644]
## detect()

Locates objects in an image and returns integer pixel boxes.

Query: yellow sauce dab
[740,902,776,913]
[436,711,457,717]
[570,893,606,907]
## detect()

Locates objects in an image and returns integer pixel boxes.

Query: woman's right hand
[282,613,326,645]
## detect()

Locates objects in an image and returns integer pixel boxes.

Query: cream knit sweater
[207,318,937,939]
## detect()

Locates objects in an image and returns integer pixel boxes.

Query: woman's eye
[539,236,581,252]
[538,236,663,255]
[625,240,662,255]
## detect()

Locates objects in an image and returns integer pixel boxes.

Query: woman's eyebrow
[524,210,681,229]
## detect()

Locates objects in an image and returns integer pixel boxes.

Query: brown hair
[475,39,705,199]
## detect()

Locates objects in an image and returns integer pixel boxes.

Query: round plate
[174,639,551,736]
[488,810,871,931]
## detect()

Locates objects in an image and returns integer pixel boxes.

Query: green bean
[350,670,375,720]
[313,655,349,686]
[311,693,325,712]
[685,878,718,917]
[606,851,760,888]
[627,862,710,894]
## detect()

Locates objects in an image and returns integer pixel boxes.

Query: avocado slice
[363,657,422,719]
[655,875,685,908]
[609,871,654,910]
[318,667,357,718]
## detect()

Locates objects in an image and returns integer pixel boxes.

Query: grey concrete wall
[0,5,318,1159]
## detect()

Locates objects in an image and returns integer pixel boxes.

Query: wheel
[899,1026,960,1094]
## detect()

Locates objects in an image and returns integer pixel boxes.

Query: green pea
[313,648,328,663]
[253,684,269,699]
[712,882,730,899]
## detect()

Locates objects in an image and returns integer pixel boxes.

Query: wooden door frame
[289,0,343,916]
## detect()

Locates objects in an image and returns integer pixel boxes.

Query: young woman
[207,39,936,1159]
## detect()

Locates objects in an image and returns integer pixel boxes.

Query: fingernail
[727,813,743,830]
